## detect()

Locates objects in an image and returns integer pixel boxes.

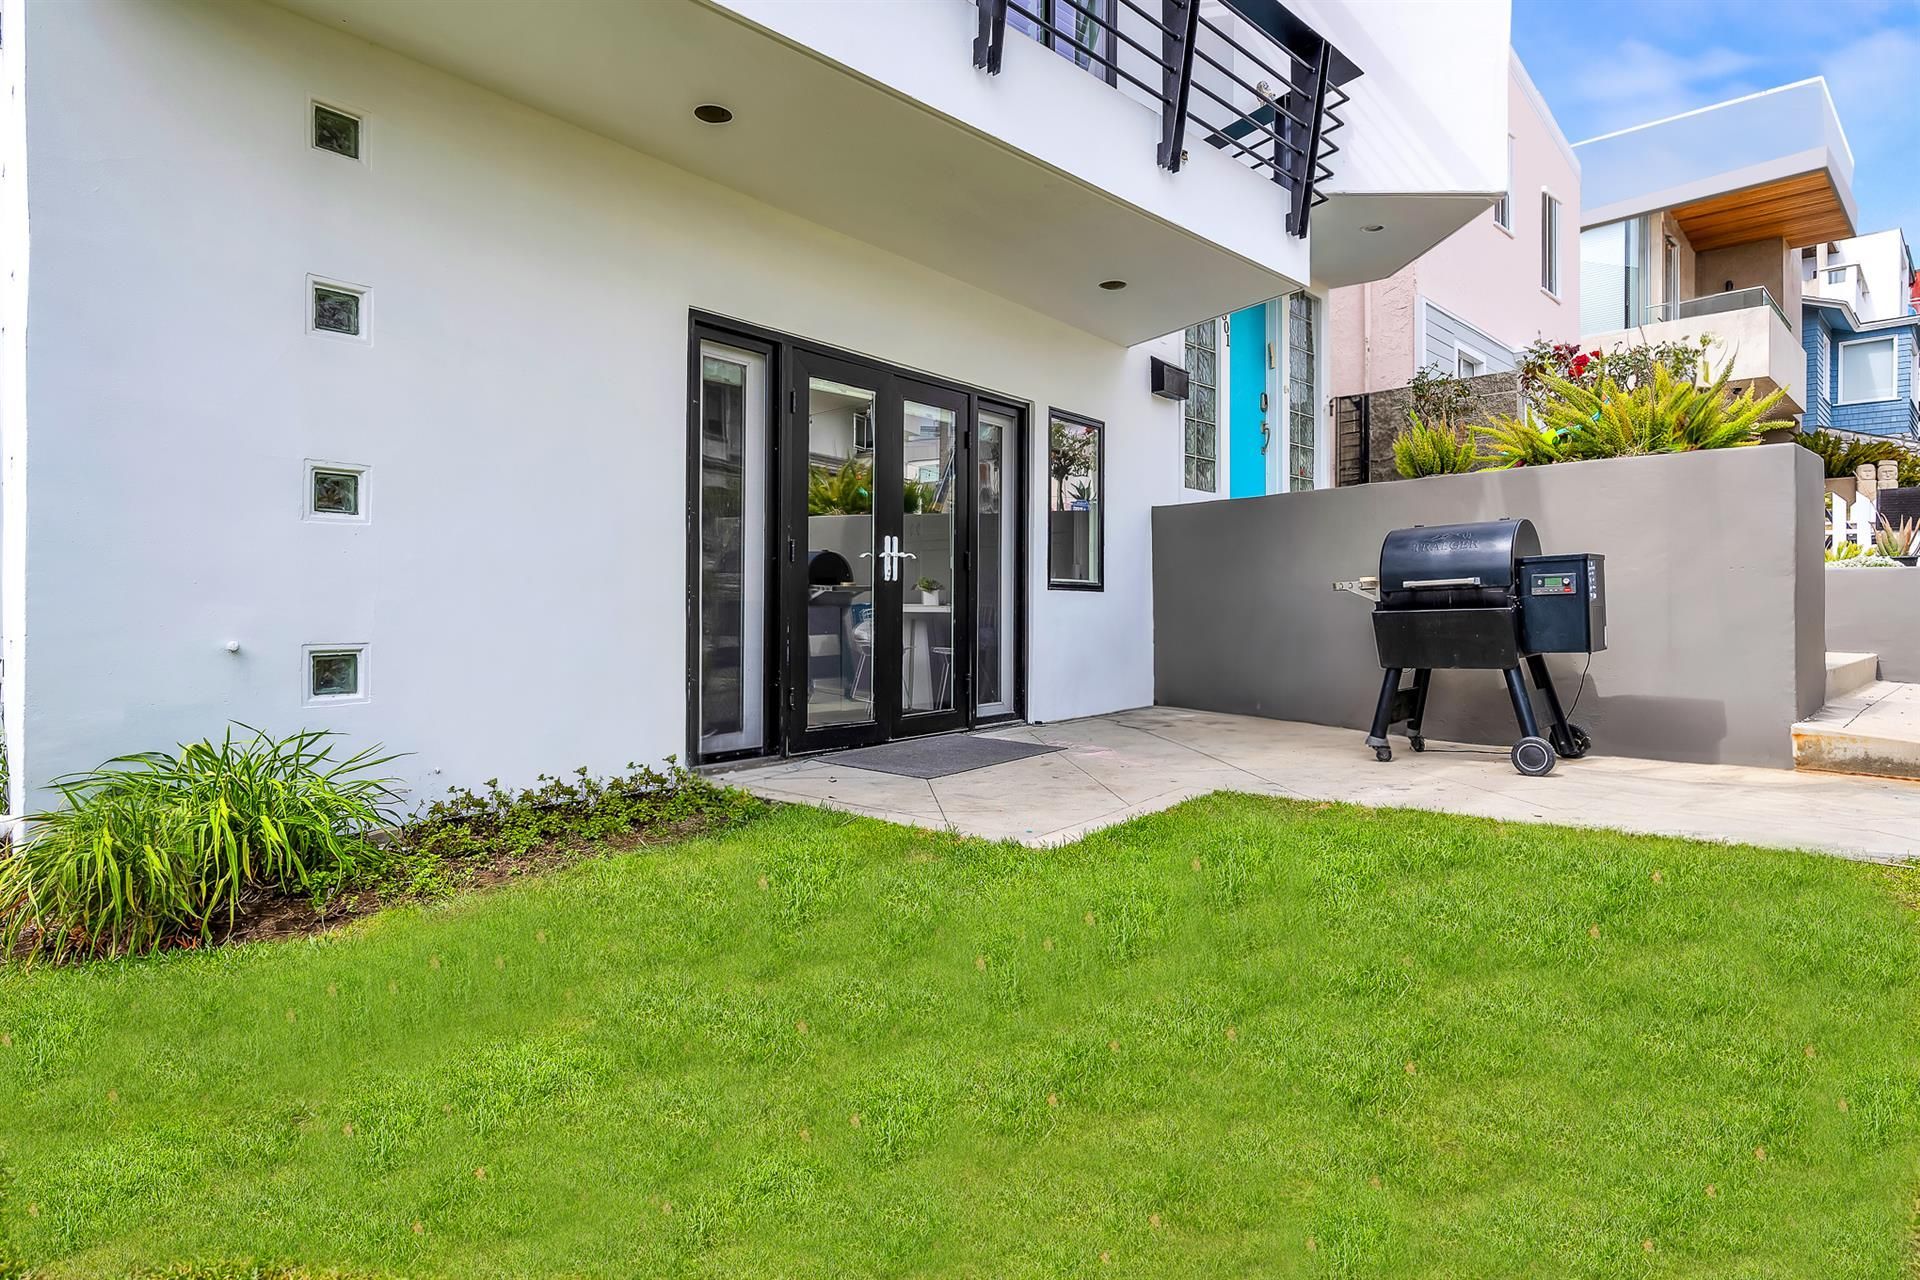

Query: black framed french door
[782,350,973,754]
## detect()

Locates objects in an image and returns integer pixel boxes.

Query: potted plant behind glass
[916,576,946,606]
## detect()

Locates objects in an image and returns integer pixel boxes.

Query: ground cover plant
[0,731,757,961]
[3,795,1918,1278]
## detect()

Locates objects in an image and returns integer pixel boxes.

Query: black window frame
[1013,0,1120,87]
[1046,408,1105,592]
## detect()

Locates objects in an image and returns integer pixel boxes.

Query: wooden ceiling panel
[1673,170,1854,251]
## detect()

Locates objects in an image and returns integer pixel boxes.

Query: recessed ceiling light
[694,104,734,125]
[1099,279,1127,291]
[1360,224,1385,233]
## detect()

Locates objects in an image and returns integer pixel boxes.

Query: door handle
[1260,421,1271,454]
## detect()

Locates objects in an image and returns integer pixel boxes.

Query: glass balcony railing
[1643,286,1790,331]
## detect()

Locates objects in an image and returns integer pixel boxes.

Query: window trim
[303,459,370,523]
[1046,408,1105,591]
[1455,343,1487,379]
[1492,133,1514,233]
[307,274,371,344]
[1836,334,1900,405]
[309,99,366,163]
[303,643,369,706]
[1540,189,1562,299]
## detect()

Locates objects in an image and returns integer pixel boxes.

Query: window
[1047,412,1102,589]
[308,277,368,340]
[1577,217,1646,331]
[696,340,769,757]
[1456,347,1485,378]
[1492,134,1513,230]
[1285,293,1317,492]
[306,462,367,521]
[1009,0,1118,85]
[1838,336,1898,404]
[1182,319,1219,492]
[305,645,366,703]
[311,102,361,160]
[1540,192,1561,296]
[1828,267,1849,285]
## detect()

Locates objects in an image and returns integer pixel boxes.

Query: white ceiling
[269,0,1310,345]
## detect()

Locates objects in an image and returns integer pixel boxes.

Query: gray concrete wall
[1827,567,1920,681]
[1153,444,1825,768]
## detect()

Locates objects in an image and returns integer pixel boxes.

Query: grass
[3,794,1919,1278]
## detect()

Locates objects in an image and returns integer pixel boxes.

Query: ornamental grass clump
[0,727,401,961]
[1392,413,1478,478]
[1476,358,1785,468]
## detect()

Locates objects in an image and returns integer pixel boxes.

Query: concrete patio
[720,707,1920,863]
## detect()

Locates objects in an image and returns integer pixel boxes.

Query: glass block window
[308,649,361,699]
[312,103,361,159]
[312,284,363,336]
[1286,292,1317,492]
[1182,319,1218,492]
[311,467,360,516]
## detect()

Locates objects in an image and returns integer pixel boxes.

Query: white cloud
[1818,27,1920,241]
[1555,39,1767,136]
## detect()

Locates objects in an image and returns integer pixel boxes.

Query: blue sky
[1510,0,1920,247]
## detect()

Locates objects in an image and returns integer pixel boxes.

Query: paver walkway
[721,706,1920,863]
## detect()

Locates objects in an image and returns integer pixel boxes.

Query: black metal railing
[972,0,1357,238]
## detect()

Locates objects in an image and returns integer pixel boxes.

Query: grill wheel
[1511,736,1556,777]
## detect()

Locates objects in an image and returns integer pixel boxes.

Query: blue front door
[1227,304,1267,497]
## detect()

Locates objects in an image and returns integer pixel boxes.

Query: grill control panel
[1516,553,1607,655]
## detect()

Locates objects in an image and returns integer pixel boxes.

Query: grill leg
[1406,669,1433,751]
[1367,667,1401,759]
[1503,666,1541,741]
[1525,655,1570,737]
[1528,653,1591,759]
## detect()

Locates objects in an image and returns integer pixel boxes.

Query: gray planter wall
[1827,567,1920,681]
[1153,444,1825,768]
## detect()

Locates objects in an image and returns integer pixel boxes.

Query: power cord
[1566,652,1594,720]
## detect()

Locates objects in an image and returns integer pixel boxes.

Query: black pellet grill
[1366,519,1605,776]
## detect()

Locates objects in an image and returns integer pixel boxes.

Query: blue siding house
[1801,298,1920,438]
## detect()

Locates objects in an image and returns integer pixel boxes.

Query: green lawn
[4,794,1920,1278]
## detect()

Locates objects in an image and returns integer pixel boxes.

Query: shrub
[1407,364,1478,425]
[1392,413,1478,478]
[1796,429,1908,481]
[0,728,401,960]
[392,760,756,865]
[1519,335,1712,402]
[1477,358,1782,468]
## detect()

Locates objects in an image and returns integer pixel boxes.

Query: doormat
[822,735,1062,780]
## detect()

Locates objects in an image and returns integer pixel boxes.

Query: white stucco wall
[13,0,1187,811]
[0,0,27,814]
[1325,52,1580,398]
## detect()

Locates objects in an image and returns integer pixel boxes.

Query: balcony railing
[1644,286,1790,331]
[971,0,1358,238]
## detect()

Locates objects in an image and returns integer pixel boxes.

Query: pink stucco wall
[1328,53,1582,398]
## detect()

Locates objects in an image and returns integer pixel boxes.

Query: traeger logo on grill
[1413,531,1484,556]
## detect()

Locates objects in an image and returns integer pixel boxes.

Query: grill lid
[1377,519,1541,595]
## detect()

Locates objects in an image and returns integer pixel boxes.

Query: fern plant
[1797,430,1902,479]
[1392,413,1478,478]
[1477,358,1782,468]
[807,460,873,515]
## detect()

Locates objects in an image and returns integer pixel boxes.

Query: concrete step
[1826,651,1879,701]
[1794,680,1920,780]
